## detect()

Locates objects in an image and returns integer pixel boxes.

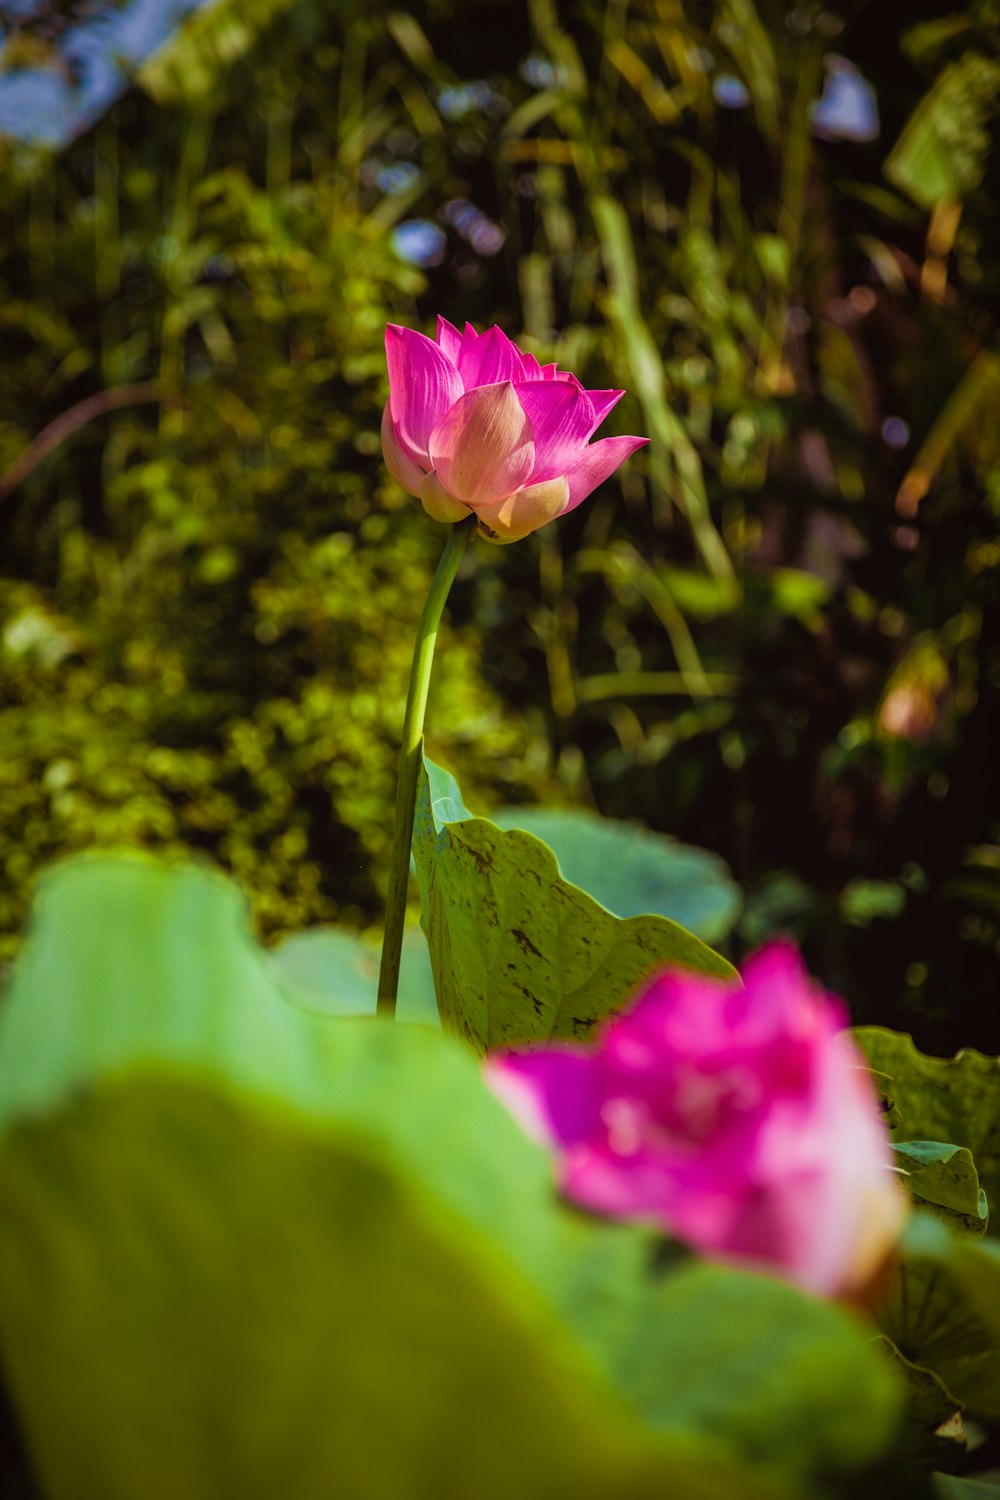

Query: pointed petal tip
[436,315,463,363]
[563,433,649,511]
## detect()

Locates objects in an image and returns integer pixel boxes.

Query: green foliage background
[3,0,1000,1054]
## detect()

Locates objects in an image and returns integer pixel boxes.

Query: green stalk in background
[377,516,475,1019]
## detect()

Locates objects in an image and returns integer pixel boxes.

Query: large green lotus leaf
[925,1225,1000,1347]
[874,1337,966,1472]
[413,753,734,1052]
[853,1029,1000,1211]
[0,853,778,1500]
[597,1260,902,1494]
[878,1217,1000,1420]
[0,1082,699,1500]
[268,924,439,1025]
[0,854,902,1500]
[894,1143,989,1237]
[491,806,742,945]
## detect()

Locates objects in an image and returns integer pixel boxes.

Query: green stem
[377,517,475,1018]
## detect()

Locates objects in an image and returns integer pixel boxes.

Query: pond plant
[1,315,999,1500]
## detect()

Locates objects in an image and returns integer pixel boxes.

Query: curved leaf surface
[854,1028,1000,1211]
[491,805,742,944]
[894,1142,989,1237]
[879,1216,1000,1421]
[875,1336,966,1471]
[413,753,734,1052]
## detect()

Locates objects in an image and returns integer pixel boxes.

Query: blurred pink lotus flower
[382,318,648,542]
[486,941,908,1298]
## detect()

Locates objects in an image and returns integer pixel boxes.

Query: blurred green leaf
[605,1259,901,1492]
[875,1336,966,1471]
[0,853,771,1500]
[886,53,1000,210]
[414,753,734,1053]
[491,805,742,945]
[764,568,832,625]
[739,872,816,947]
[139,0,302,104]
[0,853,904,1500]
[933,1476,1000,1498]
[839,879,907,928]
[659,567,741,621]
[879,1216,1000,1421]
[269,923,439,1024]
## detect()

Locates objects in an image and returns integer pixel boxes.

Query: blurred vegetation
[2,0,1000,1053]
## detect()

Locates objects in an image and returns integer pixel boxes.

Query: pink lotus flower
[381,318,648,542]
[486,941,908,1297]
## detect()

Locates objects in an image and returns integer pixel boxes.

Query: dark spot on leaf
[510,927,543,958]
[465,846,495,876]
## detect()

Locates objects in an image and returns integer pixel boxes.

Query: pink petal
[561,1141,740,1241]
[613,968,737,1065]
[436,315,463,364]
[586,389,625,432]
[428,381,535,506]
[520,351,543,380]
[739,940,848,1041]
[540,363,559,380]
[385,325,464,464]
[473,475,570,544]
[434,315,464,364]
[485,1048,601,1147]
[419,469,471,524]
[563,435,649,511]
[515,381,595,485]
[456,322,479,373]
[380,404,426,497]
[457,325,526,388]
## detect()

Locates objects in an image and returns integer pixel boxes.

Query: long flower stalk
[377,515,475,1018]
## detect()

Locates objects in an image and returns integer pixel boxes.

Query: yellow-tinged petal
[419,469,472,524]
[473,476,570,544]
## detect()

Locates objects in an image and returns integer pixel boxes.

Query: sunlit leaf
[413,752,734,1052]
[491,805,742,945]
